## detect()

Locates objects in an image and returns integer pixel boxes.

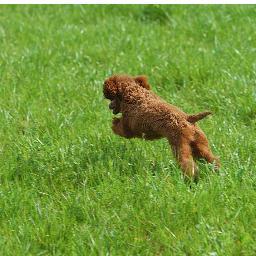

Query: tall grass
[0,5,255,255]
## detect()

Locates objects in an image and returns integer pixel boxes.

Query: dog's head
[103,74,150,100]
[103,74,151,114]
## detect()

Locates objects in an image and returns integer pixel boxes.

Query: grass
[0,4,256,255]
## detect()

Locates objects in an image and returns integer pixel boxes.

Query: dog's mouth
[112,109,119,114]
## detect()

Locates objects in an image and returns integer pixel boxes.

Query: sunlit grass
[0,5,255,255]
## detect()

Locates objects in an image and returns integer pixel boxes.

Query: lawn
[0,4,255,255]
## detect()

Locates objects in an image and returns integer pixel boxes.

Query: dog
[103,74,220,181]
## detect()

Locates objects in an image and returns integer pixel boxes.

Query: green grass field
[0,5,256,255]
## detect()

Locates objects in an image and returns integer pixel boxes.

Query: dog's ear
[134,75,151,90]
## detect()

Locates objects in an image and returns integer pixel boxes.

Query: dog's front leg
[112,117,135,138]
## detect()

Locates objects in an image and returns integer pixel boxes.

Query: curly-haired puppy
[103,74,220,180]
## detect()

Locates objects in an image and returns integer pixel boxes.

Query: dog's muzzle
[109,101,119,114]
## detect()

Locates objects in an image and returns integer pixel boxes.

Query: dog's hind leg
[191,130,220,171]
[169,136,198,181]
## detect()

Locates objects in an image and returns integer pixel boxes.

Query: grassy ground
[0,5,256,255]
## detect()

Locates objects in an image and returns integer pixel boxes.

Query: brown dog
[103,74,220,180]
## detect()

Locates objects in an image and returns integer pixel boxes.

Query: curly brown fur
[103,74,220,181]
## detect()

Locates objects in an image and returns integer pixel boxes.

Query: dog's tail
[187,111,212,123]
